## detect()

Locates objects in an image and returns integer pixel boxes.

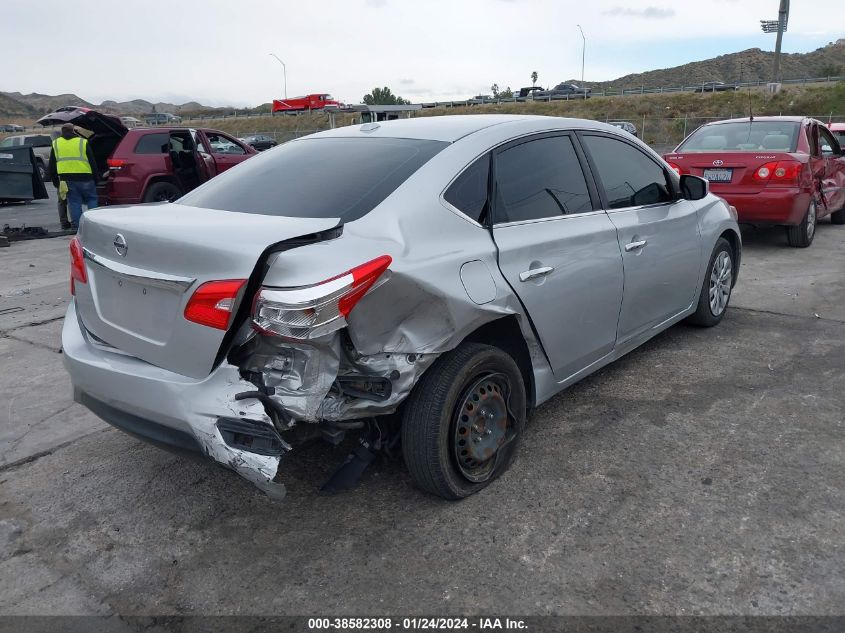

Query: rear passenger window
[134,133,169,154]
[581,135,672,209]
[494,135,592,223]
[444,154,490,223]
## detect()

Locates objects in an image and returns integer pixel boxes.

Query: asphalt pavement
[0,216,843,617]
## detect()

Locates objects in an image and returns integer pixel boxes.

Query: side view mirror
[680,174,708,201]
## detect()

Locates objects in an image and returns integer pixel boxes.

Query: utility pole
[577,25,586,83]
[772,0,789,83]
[760,0,789,84]
[269,53,287,99]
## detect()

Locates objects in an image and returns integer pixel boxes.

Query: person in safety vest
[48,123,98,229]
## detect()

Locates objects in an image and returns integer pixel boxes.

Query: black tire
[36,160,47,182]
[686,237,734,327]
[401,343,526,500]
[786,200,816,248]
[831,207,845,225]
[142,181,182,203]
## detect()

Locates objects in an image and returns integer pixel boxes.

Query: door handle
[519,266,554,282]
[625,239,648,252]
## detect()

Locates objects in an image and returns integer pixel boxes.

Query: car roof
[705,116,810,125]
[305,114,619,143]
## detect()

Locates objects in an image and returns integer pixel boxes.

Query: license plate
[703,168,732,183]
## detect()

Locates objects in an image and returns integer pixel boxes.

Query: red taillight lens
[69,236,87,295]
[667,162,683,176]
[107,158,128,170]
[755,160,801,186]
[184,279,247,330]
[253,255,392,339]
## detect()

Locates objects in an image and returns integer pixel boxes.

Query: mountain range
[2,40,843,121]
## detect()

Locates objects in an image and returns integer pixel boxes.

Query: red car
[664,116,845,247]
[37,107,257,204]
[271,93,340,113]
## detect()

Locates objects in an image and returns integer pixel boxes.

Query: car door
[489,133,624,381]
[201,130,250,173]
[579,132,702,345]
[817,124,845,215]
[191,130,217,181]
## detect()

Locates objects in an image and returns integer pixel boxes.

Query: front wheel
[401,343,526,500]
[686,237,735,327]
[36,161,47,182]
[786,200,816,248]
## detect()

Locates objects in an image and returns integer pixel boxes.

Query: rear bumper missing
[61,301,289,499]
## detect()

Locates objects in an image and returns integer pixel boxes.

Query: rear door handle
[625,239,647,252]
[519,266,554,282]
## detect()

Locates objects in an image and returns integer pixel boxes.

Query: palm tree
[531,71,538,87]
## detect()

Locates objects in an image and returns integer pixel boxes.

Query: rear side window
[180,137,448,221]
[581,135,672,209]
[444,154,490,223]
[134,133,169,154]
[494,135,593,223]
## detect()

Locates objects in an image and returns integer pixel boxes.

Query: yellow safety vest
[53,136,93,176]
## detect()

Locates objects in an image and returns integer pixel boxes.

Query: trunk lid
[37,107,128,139]
[663,151,802,195]
[74,203,339,378]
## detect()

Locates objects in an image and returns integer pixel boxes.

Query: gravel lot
[0,212,843,618]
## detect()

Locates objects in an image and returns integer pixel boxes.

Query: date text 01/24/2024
[307,617,528,630]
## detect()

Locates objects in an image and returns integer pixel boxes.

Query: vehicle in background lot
[144,112,182,125]
[609,121,638,137]
[694,81,738,93]
[242,134,278,151]
[517,87,545,99]
[272,94,341,113]
[0,131,59,180]
[0,123,25,132]
[120,116,143,128]
[829,122,845,145]
[62,115,740,501]
[37,107,256,204]
[664,116,845,247]
[533,83,591,99]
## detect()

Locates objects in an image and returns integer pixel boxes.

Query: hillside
[576,39,845,90]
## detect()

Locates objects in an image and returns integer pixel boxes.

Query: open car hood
[36,107,128,138]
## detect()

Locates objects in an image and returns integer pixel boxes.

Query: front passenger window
[581,135,673,209]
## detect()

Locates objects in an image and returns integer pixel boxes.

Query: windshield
[180,136,447,221]
[678,121,800,152]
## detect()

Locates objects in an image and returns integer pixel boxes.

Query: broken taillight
[252,255,392,340]
[69,236,87,295]
[184,279,247,330]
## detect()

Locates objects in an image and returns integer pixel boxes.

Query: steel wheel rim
[452,373,515,483]
[807,203,816,240]
[708,250,732,316]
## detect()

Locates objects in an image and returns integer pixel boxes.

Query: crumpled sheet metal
[186,363,287,500]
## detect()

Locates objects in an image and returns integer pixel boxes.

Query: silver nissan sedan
[62,115,741,500]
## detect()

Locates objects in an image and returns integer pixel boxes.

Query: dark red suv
[37,107,257,205]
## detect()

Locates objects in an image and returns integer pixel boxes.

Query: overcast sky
[1,0,841,107]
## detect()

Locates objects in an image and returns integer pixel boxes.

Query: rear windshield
[677,121,801,152]
[180,137,447,220]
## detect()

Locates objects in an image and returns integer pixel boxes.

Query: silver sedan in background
[62,115,741,500]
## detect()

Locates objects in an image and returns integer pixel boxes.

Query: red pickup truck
[272,94,341,113]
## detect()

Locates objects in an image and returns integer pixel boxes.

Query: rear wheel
[786,200,816,248]
[36,160,46,182]
[686,238,734,327]
[143,181,182,203]
[831,207,845,225]
[401,343,526,500]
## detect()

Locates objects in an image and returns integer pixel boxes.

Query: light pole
[760,0,789,84]
[577,24,586,83]
[269,53,287,99]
